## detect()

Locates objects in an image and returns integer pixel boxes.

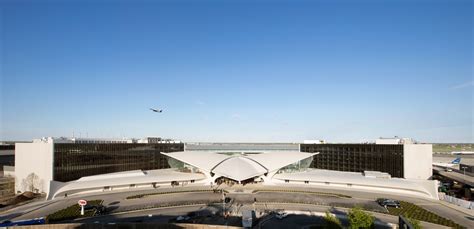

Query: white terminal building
[9,137,437,200]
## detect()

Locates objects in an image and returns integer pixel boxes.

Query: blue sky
[1,0,472,143]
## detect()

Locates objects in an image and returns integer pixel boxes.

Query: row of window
[53,143,184,182]
[301,144,404,178]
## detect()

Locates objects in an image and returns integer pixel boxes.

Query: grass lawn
[433,144,473,153]
[386,201,464,229]
[46,199,103,223]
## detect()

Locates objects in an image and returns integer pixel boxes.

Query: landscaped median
[46,200,103,223]
[385,201,464,229]
[255,200,465,228]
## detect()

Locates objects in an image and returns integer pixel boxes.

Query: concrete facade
[404,144,433,179]
[15,142,54,194]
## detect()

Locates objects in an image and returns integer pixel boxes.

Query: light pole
[222,190,225,216]
[462,167,466,182]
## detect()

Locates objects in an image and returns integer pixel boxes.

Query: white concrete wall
[404,144,432,179]
[15,142,54,194]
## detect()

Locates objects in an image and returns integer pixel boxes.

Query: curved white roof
[273,169,438,198]
[162,151,318,181]
[48,169,206,199]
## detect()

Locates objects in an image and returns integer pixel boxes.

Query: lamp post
[462,167,466,182]
[222,190,225,216]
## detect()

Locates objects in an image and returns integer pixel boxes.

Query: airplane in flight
[150,108,163,113]
[432,157,461,169]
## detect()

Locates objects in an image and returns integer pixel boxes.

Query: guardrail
[439,193,474,210]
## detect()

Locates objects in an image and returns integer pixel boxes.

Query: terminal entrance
[215,177,238,186]
[215,176,263,186]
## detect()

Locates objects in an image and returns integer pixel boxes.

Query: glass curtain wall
[53,143,184,182]
[300,144,404,178]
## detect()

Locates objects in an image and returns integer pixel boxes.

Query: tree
[21,173,41,193]
[324,211,343,229]
[348,207,375,229]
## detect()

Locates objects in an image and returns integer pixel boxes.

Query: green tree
[324,211,342,229]
[348,207,375,229]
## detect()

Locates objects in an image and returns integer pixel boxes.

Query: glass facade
[277,156,314,174]
[300,144,404,178]
[53,143,184,182]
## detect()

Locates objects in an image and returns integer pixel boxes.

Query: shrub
[324,211,342,229]
[348,206,375,229]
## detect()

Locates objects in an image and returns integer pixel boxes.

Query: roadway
[433,166,474,186]
[1,184,473,228]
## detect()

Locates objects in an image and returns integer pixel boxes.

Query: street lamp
[222,190,225,216]
[462,167,466,182]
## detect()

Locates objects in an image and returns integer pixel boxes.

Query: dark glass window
[301,144,404,178]
[53,143,184,182]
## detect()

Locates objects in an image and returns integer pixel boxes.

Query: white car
[275,212,288,219]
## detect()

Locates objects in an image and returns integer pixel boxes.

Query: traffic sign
[78,199,87,206]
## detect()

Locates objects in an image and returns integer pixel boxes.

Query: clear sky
[1,0,472,143]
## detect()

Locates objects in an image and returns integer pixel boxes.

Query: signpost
[78,199,87,216]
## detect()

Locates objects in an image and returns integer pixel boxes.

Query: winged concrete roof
[162,151,318,181]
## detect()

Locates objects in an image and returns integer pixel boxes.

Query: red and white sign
[78,199,87,206]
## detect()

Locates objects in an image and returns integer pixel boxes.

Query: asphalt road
[433,166,474,186]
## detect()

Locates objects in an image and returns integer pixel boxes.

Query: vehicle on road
[275,211,288,219]
[0,218,46,227]
[176,215,190,221]
[377,198,401,208]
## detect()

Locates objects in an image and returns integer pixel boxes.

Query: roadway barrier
[438,193,474,209]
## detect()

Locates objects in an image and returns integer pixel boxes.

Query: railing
[438,193,473,210]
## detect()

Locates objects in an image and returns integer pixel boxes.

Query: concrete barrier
[439,193,474,209]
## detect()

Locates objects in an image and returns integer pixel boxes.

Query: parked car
[377,198,401,208]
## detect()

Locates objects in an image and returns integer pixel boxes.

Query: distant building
[303,140,326,144]
[375,137,415,145]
